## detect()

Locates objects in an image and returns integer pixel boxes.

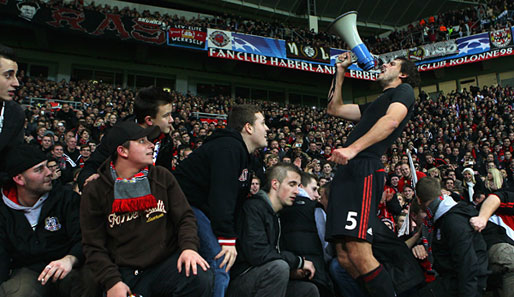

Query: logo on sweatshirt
[239,169,248,182]
[108,200,168,228]
[44,216,62,232]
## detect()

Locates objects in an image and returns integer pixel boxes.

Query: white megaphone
[328,11,377,71]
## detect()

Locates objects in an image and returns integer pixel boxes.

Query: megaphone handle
[328,67,338,103]
[335,52,358,65]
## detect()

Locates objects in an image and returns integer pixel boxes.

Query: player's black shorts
[325,156,386,243]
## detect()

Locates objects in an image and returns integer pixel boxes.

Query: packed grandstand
[0,0,514,296]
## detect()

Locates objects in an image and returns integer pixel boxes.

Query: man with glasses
[77,145,91,168]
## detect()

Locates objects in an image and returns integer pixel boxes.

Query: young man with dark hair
[0,44,23,181]
[325,51,420,297]
[0,145,96,297]
[415,177,488,296]
[174,104,269,297]
[442,177,463,202]
[280,172,334,297]
[77,86,174,189]
[228,163,318,297]
[80,121,212,297]
[249,176,261,195]
[51,142,75,184]
[77,144,92,168]
[40,135,54,154]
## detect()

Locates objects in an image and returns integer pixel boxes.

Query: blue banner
[232,33,286,58]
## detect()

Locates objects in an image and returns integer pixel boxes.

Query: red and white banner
[417,47,514,72]
[208,48,378,81]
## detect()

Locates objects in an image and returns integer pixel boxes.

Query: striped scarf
[110,162,157,213]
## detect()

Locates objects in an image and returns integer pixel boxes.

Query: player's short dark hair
[227,104,261,132]
[264,162,302,192]
[396,57,420,87]
[134,87,173,124]
[0,44,16,62]
[416,177,441,204]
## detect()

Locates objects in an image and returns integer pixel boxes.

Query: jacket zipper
[276,215,281,253]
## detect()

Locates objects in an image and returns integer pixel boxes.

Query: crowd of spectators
[39,0,514,54]
[14,70,514,230]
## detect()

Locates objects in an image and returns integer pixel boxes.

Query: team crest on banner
[408,47,425,61]
[44,216,62,232]
[207,29,232,50]
[490,28,513,49]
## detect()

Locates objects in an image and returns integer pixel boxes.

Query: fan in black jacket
[228,163,318,297]
[416,177,488,297]
[0,145,97,296]
[0,44,24,182]
[174,105,269,297]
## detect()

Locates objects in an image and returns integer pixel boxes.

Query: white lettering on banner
[173,24,203,31]
[419,47,514,71]
[325,65,335,75]
[288,43,299,55]
[207,48,376,80]
[209,46,514,78]
[170,37,203,44]
[320,48,330,60]
[423,40,458,59]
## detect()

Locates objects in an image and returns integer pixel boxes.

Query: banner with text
[1,0,167,45]
[168,25,207,49]
[208,48,378,81]
[286,42,331,64]
[2,0,514,80]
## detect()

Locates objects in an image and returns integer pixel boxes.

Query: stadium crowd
[40,0,514,54]
[17,73,514,196]
[1,2,514,292]
[2,56,514,297]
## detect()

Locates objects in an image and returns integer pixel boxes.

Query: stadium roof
[155,0,481,36]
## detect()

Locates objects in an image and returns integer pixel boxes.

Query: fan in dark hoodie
[415,177,489,297]
[174,104,269,297]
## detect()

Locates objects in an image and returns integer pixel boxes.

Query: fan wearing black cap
[80,121,212,297]
[0,145,97,297]
[77,86,174,190]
